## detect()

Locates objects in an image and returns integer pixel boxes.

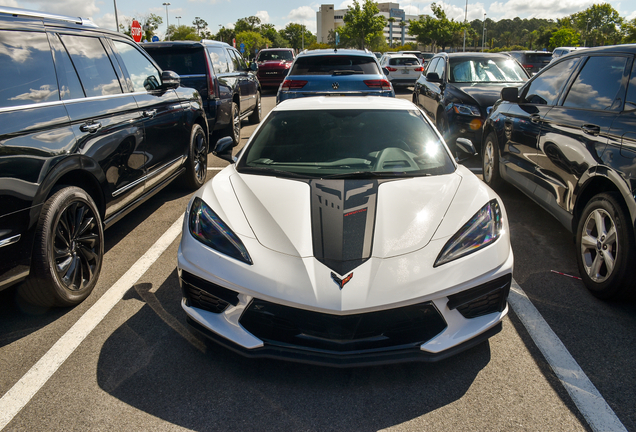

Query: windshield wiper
[322,171,423,179]
[238,166,313,179]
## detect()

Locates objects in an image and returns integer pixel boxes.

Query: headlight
[452,103,481,117]
[434,199,503,267]
[188,197,252,264]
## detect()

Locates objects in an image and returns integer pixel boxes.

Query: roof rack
[0,6,97,27]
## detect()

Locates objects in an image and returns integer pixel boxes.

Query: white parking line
[0,226,626,431]
[0,217,183,431]
[508,281,626,432]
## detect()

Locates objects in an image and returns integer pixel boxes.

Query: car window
[433,58,445,79]
[112,40,161,92]
[227,49,240,72]
[48,33,85,100]
[144,48,206,76]
[208,46,229,74]
[238,109,454,178]
[60,35,122,97]
[449,57,527,83]
[426,58,439,75]
[562,56,628,111]
[289,55,381,75]
[523,57,579,105]
[626,63,636,108]
[234,50,248,70]
[0,30,60,108]
[258,50,293,61]
[389,57,420,66]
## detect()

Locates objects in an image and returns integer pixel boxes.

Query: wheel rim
[484,140,495,183]
[53,201,101,291]
[256,93,262,118]
[193,129,207,183]
[580,208,617,283]
[232,104,240,142]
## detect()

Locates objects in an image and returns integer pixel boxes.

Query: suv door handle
[79,122,101,133]
[142,109,157,118]
[529,114,541,123]
[581,124,600,136]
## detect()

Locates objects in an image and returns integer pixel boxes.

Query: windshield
[449,57,527,83]
[237,109,454,179]
[289,56,381,75]
[257,50,294,61]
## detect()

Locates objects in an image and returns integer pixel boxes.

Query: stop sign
[131,20,142,43]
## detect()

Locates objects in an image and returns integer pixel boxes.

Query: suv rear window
[389,57,420,66]
[290,55,380,75]
[525,53,552,63]
[145,48,206,75]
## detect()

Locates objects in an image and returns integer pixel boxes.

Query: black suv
[483,44,636,300]
[0,7,209,307]
[505,50,552,75]
[142,41,261,146]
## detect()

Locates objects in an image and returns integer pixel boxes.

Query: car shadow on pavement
[96,271,492,431]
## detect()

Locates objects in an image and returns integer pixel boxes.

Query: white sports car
[178,96,513,367]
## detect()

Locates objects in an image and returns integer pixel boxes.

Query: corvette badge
[331,272,353,289]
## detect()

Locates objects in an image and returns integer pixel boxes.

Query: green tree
[549,28,580,48]
[260,23,288,47]
[341,0,386,49]
[192,17,208,37]
[623,18,636,43]
[409,3,466,51]
[572,3,623,46]
[281,23,316,50]
[168,25,199,41]
[235,31,272,59]
[235,16,261,33]
[216,26,235,44]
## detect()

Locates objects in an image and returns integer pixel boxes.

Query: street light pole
[482,13,486,52]
[162,2,170,41]
[176,16,181,27]
[113,0,119,32]
[463,0,467,52]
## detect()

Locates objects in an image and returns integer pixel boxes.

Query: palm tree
[399,20,407,46]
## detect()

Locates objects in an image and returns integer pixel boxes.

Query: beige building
[316,3,419,46]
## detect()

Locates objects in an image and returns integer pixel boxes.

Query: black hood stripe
[310,179,379,275]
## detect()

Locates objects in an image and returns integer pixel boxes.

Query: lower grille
[180,271,239,314]
[240,300,447,353]
[447,274,511,319]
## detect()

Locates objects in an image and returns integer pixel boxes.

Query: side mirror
[382,67,390,76]
[456,138,478,157]
[250,62,258,71]
[501,87,519,103]
[161,70,180,90]
[213,137,235,163]
[426,72,442,83]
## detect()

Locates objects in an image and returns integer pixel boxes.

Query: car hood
[451,82,521,108]
[228,171,461,262]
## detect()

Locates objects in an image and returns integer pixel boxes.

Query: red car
[255,48,295,89]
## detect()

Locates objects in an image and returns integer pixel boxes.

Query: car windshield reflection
[237,109,455,179]
[450,58,527,83]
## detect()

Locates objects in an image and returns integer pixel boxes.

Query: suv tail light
[386,67,397,72]
[364,79,392,91]
[280,80,308,91]
[414,66,423,72]
[523,64,533,69]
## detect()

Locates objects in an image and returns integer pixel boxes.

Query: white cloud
[286,5,316,22]
[256,10,270,23]
[626,10,636,20]
[10,0,100,18]
[0,0,20,7]
[338,0,354,10]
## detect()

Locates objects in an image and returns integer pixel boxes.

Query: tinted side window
[208,46,229,74]
[434,57,445,78]
[0,30,59,108]
[60,35,122,97]
[523,57,579,105]
[227,49,240,72]
[232,49,248,70]
[48,33,84,100]
[144,48,206,75]
[627,62,636,108]
[563,56,628,111]
[426,58,439,75]
[112,40,161,92]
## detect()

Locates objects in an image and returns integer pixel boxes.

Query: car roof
[275,96,414,111]
[297,49,375,58]
[389,54,419,59]
[141,40,232,49]
[562,43,636,55]
[437,52,514,60]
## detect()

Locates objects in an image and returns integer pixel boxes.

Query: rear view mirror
[501,87,519,102]
[213,137,235,163]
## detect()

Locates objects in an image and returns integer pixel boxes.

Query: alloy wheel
[580,208,617,283]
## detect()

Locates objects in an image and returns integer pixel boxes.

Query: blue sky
[2,0,635,37]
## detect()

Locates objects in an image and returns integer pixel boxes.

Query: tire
[248,91,262,124]
[227,101,241,147]
[482,132,503,188]
[19,187,104,307]
[436,111,449,140]
[182,123,208,190]
[575,192,636,300]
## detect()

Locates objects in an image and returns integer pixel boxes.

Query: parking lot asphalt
[0,89,634,432]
